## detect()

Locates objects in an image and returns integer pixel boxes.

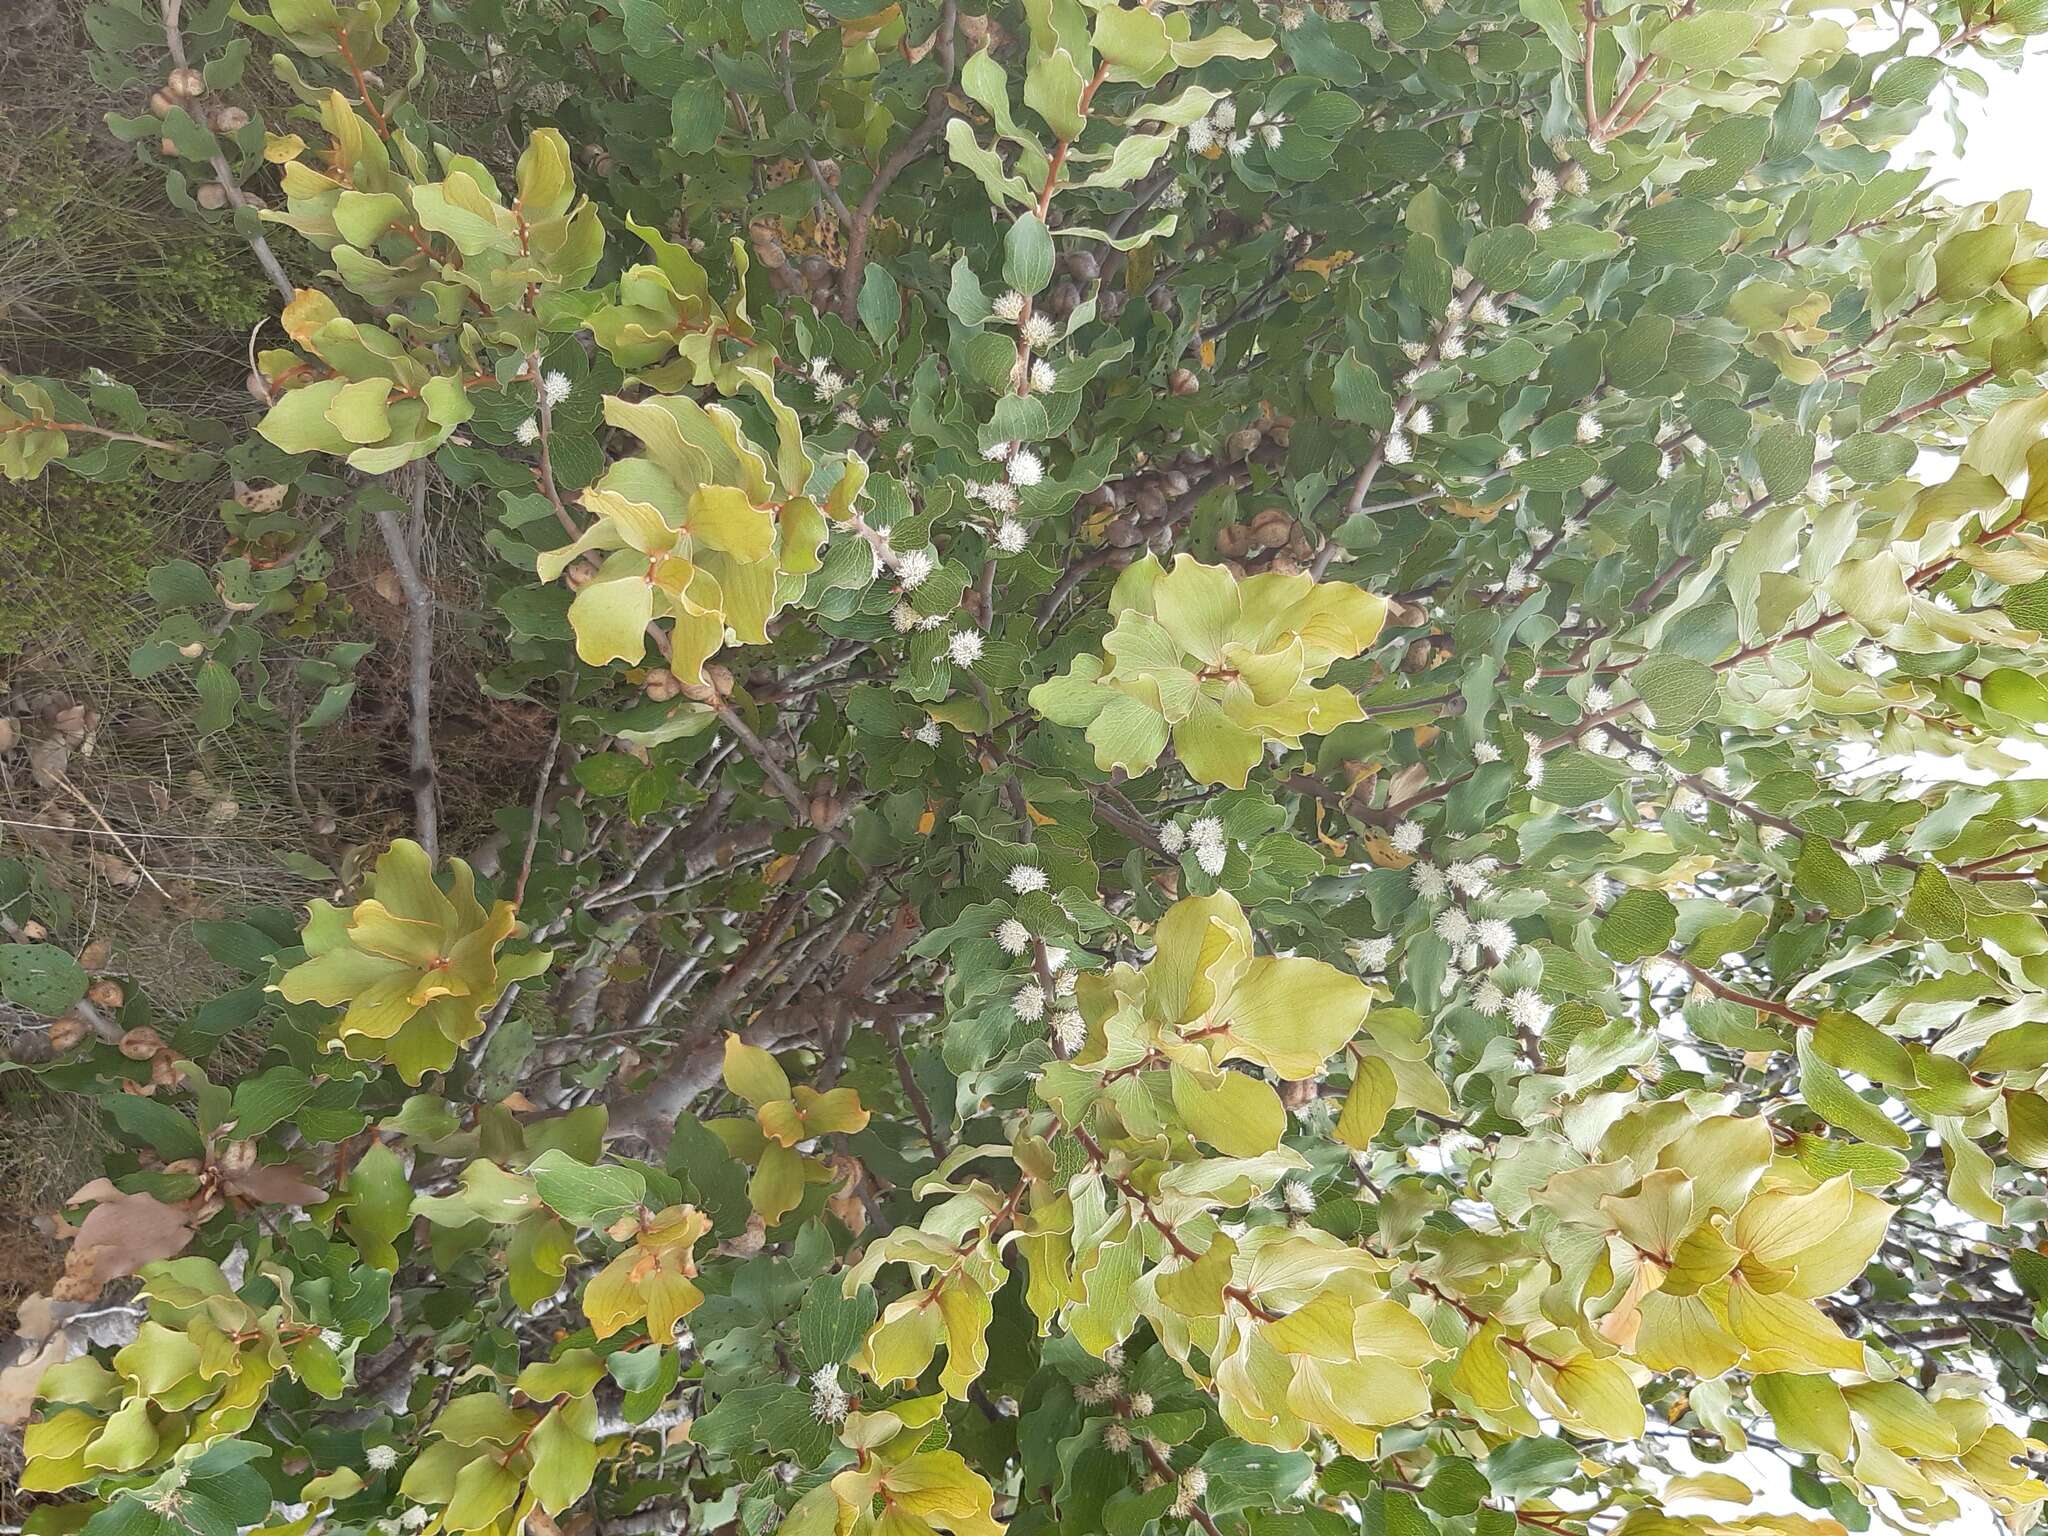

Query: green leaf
[1901,865,1965,940]
[0,942,89,1016]
[1594,888,1677,964]
[857,264,902,347]
[1633,653,1717,730]
[1004,212,1055,296]
[1792,837,1866,917]
[1797,1035,1909,1149]
[529,1149,649,1226]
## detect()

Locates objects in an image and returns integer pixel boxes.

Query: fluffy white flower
[1008,448,1045,487]
[1585,684,1613,712]
[1849,841,1889,866]
[1587,872,1615,907]
[1400,339,1429,362]
[1852,644,1890,677]
[366,1445,399,1472]
[1030,358,1058,392]
[402,1508,432,1530]
[1075,1373,1123,1406]
[1196,841,1227,876]
[515,416,540,445]
[984,439,1015,462]
[1476,917,1516,957]
[996,917,1032,955]
[1158,179,1189,208]
[1007,863,1049,895]
[1021,314,1058,350]
[1525,753,1546,789]
[1384,431,1413,466]
[1051,1009,1086,1053]
[1435,908,1474,946]
[1575,412,1603,444]
[1127,1390,1154,1417]
[1171,1470,1210,1519]
[1209,99,1238,131]
[1528,207,1552,232]
[1391,820,1425,854]
[1283,1180,1316,1214]
[1013,981,1048,1022]
[1260,123,1283,149]
[891,603,918,633]
[995,518,1028,554]
[1188,815,1225,848]
[1657,450,1677,481]
[1350,935,1395,971]
[1473,741,1502,763]
[1159,822,1188,854]
[1627,750,1658,772]
[1563,163,1589,196]
[1225,132,1251,157]
[1498,444,1525,469]
[813,367,846,396]
[1043,945,1070,973]
[811,1366,850,1424]
[948,629,984,666]
[978,479,1019,513]
[1531,167,1559,201]
[1104,1423,1134,1452]
[1472,980,1506,1017]
[541,370,573,406]
[1407,405,1435,435]
[1507,987,1550,1031]
[915,720,943,747]
[1411,861,1450,902]
[1438,332,1467,361]
[894,547,938,590]
[1470,295,1504,326]
[1448,859,1493,899]
[991,290,1027,322]
[1759,824,1788,850]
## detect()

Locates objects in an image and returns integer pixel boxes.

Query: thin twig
[372,466,440,860]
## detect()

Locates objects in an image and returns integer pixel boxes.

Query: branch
[834,0,959,322]
[371,466,440,861]
[160,0,296,302]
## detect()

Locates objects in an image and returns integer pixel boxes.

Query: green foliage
[0,471,158,653]
[13,3,2048,1536]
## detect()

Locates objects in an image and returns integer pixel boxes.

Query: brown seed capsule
[1401,638,1434,673]
[800,254,834,283]
[1107,517,1144,548]
[167,66,206,97]
[1049,280,1081,316]
[196,182,229,210]
[1226,426,1264,460]
[212,105,250,132]
[79,939,113,971]
[1065,250,1101,283]
[1214,524,1253,559]
[120,1026,166,1060]
[87,979,125,1011]
[161,137,181,158]
[1248,508,1294,549]
[643,668,683,702]
[563,561,597,591]
[808,788,845,830]
[1168,368,1199,396]
[49,1017,89,1052]
[1133,486,1167,521]
[149,89,179,117]
[21,920,48,941]
[1159,470,1190,498]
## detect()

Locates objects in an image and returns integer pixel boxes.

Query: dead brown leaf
[54,1180,196,1301]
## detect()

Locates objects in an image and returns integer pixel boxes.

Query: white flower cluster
[810,1364,850,1424]
[540,369,573,407]
[1168,814,1229,875]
